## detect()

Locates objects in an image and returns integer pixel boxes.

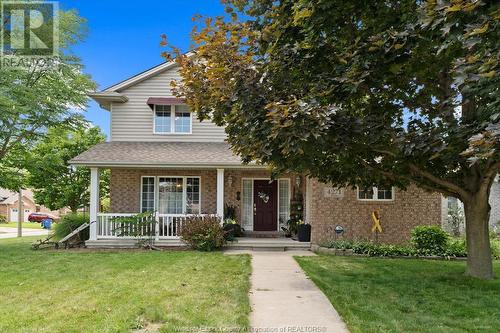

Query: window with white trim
[241,179,253,229]
[140,176,201,214]
[141,177,155,212]
[278,179,290,226]
[154,104,192,134]
[357,186,394,201]
[154,105,171,133]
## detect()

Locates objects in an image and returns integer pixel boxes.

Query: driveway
[0,227,50,239]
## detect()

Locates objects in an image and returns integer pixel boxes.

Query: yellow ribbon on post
[371,210,382,233]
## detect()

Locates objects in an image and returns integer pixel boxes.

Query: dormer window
[153,104,192,134]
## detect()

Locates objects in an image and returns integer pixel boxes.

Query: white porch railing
[96,213,210,240]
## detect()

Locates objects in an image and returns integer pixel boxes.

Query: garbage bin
[42,218,52,230]
[297,224,311,242]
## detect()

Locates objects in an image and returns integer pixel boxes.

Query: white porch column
[216,168,224,221]
[89,167,100,241]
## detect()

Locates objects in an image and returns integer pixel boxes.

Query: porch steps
[225,238,311,251]
[243,231,284,238]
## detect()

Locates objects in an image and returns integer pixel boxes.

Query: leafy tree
[28,126,109,212]
[0,2,96,189]
[165,0,499,279]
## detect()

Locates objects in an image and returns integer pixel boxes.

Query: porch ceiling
[69,141,265,169]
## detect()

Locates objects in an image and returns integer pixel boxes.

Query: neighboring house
[70,60,443,248]
[442,175,500,233]
[0,188,65,223]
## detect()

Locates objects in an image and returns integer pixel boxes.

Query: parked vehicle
[28,213,56,223]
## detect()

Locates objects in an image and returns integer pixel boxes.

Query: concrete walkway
[0,227,50,239]
[227,250,349,332]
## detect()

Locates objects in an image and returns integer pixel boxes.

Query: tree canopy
[166,0,499,279]
[28,126,109,212]
[0,3,95,189]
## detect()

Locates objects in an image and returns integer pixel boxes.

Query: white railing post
[89,167,100,241]
[155,211,160,241]
[217,168,224,222]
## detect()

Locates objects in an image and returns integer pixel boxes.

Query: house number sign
[324,187,344,198]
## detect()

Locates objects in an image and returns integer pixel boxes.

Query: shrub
[179,215,226,251]
[0,215,7,224]
[223,218,243,240]
[444,238,467,257]
[54,213,88,241]
[411,225,449,255]
[491,239,500,259]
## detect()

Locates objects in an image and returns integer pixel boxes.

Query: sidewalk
[227,250,349,333]
[0,227,50,239]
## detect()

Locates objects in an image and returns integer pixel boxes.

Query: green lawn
[0,237,251,333]
[296,255,500,333]
[0,222,45,229]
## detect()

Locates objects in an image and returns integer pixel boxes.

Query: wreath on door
[258,191,270,203]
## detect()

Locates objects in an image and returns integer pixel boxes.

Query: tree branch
[408,163,469,200]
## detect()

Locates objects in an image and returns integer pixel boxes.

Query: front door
[253,180,278,231]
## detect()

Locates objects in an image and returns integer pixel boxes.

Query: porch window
[141,176,201,214]
[357,186,394,201]
[141,177,155,212]
[241,179,253,229]
[153,104,192,134]
[159,177,184,214]
[278,179,290,226]
[186,177,200,214]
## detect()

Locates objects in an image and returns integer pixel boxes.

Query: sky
[59,0,225,139]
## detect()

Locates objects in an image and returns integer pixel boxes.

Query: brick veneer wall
[109,168,304,223]
[307,179,443,244]
[110,169,218,214]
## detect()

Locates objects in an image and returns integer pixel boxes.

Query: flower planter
[297,224,311,242]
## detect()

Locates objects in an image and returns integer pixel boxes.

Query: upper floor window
[154,104,192,134]
[357,186,394,201]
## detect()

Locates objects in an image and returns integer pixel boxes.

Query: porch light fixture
[227,175,233,187]
[295,176,301,187]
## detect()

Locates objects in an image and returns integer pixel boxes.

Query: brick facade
[307,179,442,244]
[109,168,442,244]
[109,167,303,222]
[110,168,218,214]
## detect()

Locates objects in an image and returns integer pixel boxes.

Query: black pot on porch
[297,224,311,242]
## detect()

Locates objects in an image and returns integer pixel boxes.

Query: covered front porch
[87,166,305,246]
[70,141,307,248]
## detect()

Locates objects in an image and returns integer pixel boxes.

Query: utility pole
[17,188,23,237]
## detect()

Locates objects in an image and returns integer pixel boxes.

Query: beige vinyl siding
[110,66,226,142]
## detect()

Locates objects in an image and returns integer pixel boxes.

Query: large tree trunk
[463,190,493,279]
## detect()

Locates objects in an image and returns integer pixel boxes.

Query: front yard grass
[0,222,45,229]
[296,255,500,333]
[0,237,251,333]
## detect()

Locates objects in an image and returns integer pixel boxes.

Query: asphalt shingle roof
[69,142,252,167]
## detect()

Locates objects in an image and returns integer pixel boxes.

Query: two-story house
[70,60,443,248]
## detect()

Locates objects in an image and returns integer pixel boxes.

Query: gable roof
[102,51,195,93]
[0,188,36,205]
[103,60,178,93]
